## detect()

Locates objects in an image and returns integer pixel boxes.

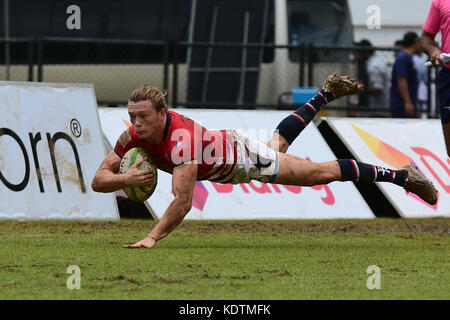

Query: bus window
[287,0,353,62]
[2,0,192,64]
[1,0,276,65]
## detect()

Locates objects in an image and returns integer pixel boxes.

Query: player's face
[128,100,165,141]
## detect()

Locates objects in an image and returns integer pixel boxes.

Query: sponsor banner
[99,108,374,220]
[324,117,450,218]
[0,82,119,220]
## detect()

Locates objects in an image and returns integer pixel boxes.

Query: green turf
[0,219,448,299]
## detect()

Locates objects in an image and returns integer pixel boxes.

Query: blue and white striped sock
[276,90,335,145]
[337,159,408,186]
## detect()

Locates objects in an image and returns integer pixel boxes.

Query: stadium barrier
[319,117,450,218]
[2,81,446,220]
[0,81,119,220]
[99,107,375,220]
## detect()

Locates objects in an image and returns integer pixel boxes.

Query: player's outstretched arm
[91,151,154,193]
[123,162,198,249]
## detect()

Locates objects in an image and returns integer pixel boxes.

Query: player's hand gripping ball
[119,147,157,202]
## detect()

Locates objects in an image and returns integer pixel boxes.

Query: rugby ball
[119,147,157,202]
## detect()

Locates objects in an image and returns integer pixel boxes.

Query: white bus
[1,0,355,108]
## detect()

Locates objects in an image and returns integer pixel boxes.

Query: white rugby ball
[119,147,157,202]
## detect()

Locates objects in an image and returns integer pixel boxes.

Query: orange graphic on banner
[351,124,412,168]
[351,123,439,210]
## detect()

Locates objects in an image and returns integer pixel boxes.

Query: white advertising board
[99,108,374,220]
[0,82,119,220]
[324,117,450,218]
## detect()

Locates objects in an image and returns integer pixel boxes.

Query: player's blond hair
[129,85,168,111]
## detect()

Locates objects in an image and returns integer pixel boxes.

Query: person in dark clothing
[354,39,372,109]
[390,32,421,118]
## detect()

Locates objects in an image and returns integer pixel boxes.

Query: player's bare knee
[278,140,289,153]
[267,141,285,153]
[282,138,291,152]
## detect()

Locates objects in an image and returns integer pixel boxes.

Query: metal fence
[0,37,441,118]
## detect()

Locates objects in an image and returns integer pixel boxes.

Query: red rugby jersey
[114,110,238,183]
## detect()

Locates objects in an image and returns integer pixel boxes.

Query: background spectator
[394,40,404,58]
[390,32,421,118]
[354,39,389,116]
[413,47,429,116]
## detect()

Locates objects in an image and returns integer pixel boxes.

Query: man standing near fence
[390,32,420,118]
[420,0,450,157]
[354,39,389,117]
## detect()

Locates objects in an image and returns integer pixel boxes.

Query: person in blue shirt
[390,32,421,118]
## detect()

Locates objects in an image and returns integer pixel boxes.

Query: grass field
[0,218,448,300]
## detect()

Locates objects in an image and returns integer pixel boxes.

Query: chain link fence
[0,37,441,119]
[172,42,440,119]
[0,37,169,106]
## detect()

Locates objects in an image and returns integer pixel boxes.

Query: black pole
[172,42,179,108]
[163,41,169,93]
[307,43,313,86]
[27,39,35,82]
[37,38,43,82]
[299,42,305,87]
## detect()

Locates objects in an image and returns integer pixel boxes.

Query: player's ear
[157,107,166,122]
